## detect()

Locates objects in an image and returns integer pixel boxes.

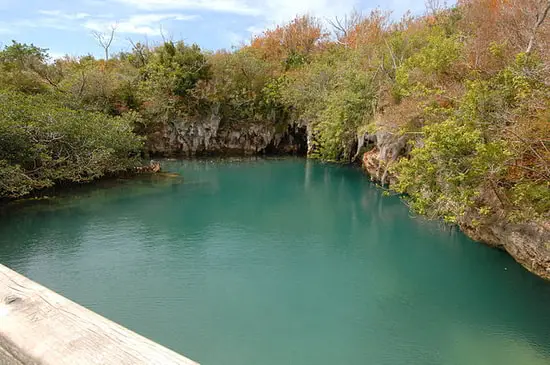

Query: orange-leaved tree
[249,15,328,70]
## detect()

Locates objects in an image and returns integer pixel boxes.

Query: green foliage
[205,49,280,123]
[0,40,49,66]
[60,58,133,114]
[408,32,462,75]
[135,42,211,122]
[0,41,53,93]
[459,53,548,134]
[0,91,142,198]
[141,42,210,98]
[394,29,463,99]
[280,48,376,161]
[314,69,375,160]
[284,51,308,70]
[488,41,506,60]
[0,160,35,197]
[393,119,509,222]
[510,182,550,219]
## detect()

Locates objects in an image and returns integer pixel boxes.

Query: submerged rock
[136,160,161,173]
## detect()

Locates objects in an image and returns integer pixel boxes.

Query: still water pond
[1,159,550,364]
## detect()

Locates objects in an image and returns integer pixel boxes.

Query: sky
[0,0,433,59]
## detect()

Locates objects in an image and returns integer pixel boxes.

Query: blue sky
[0,0,431,59]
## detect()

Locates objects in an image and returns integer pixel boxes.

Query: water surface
[1,158,550,365]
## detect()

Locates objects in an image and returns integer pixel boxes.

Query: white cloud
[125,13,199,24]
[1,0,433,53]
[47,51,69,60]
[237,0,360,41]
[241,0,431,40]
[38,10,91,20]
[0,10,93,33]
[84,13,199,36]
[260,0,359,23]
[0,7,200,38]
[226,30,248,47]
[84,20,155,35]
[111,0,366,38]
[101,0,431,42]
[388,0,430,14]
[246,25,264,36]
[114,0,260,15]
[113,0,365,20]
[12,18,72,31]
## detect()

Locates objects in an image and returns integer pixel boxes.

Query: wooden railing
[0,264,198,365]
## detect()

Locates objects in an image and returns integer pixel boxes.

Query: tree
[92,24,117,61]
[0,91,142,198]
[249,15,328,68]
[393,120,509,222]
[328,13,358,46]
[0,41,60,92]
[142,41,210,97]
[127,38,150,68]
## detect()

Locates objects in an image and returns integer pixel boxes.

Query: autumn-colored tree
[249,15,328,69]
[330,10,390,49]
[459,0,550,70]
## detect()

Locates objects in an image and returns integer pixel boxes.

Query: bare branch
[327,10,363,46]
[328,16,348,41]
[127,38,148,67]
[92,23,118,60]
[425,0,447,16]
[526,0,550,53]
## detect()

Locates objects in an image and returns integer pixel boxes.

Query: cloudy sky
[0,0,432,58]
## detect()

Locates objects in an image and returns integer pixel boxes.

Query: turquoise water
[1,158,550,365]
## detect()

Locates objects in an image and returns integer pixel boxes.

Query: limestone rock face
[146,112,307,156]
[459,187,550,280]
[462,219,550,279]
[360,131,410,186]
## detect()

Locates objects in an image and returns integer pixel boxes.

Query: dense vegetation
[1,0,548,230]
[0,43,142,198]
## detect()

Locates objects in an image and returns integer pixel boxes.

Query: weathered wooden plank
[0,264,198,365]
[0,343,26,365]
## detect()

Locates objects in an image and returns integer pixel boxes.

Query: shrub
[0,91,143,198]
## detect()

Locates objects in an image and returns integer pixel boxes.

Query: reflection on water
[1,158,550,365]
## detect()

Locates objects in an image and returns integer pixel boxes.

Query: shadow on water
[1,157,549,365]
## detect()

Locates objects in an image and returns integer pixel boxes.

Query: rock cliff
[145,112,307,156]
